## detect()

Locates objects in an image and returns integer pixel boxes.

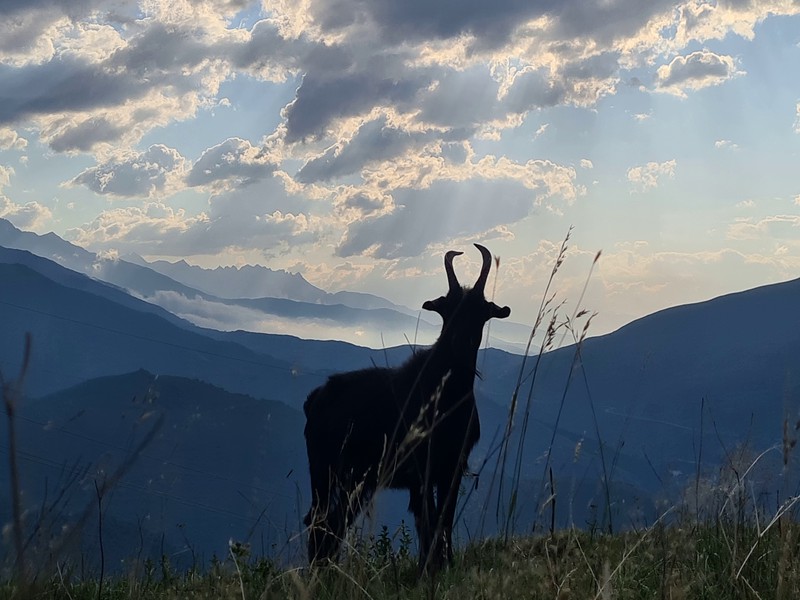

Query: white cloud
[187,137,278,190]
[714,139,739,150]
[580,159,594,169]
[0,0,795,166]
[726,214,800,241]
[70,145,188,198]
[0,127,28,150]
[627,159,676,192]
[0,6,240,151]
[0,195,53,230]
[65,202,209,252]
[0,163,52,229]
[795,102,800,133]
[584,242,800,333]
[66,174,323,257]
[672,1,800,48]
[295,116,446,184]
[654,50,740,97]
[0,164,12,190]
[337,156,578,258]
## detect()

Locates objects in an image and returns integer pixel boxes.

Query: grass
[2,519,800,599]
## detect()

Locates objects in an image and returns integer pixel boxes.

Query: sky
[1,0,799,338]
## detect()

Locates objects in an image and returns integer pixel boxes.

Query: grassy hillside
[3,519,800,599]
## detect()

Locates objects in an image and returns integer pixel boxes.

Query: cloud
[284,0,682,51]
[336,180,525,258]
[654,50,739,97]
[0,164,52,230]
[533,124,549,139]
[627,159,676,192]
[0,6,242,150]
[0,195,53,230]
[1,0,796,163]
[795,102,800,133]
[337,157,577,258]
[70,144,187,198]
[673,0,798,47]
[333,188,392,218]
[0,127,28,150]
[0,2,123,65]
[66,176,321,257]
[0,165,11,190]
[48,116,128,153]
[264,0,798,153]
[726,214,800,241]
[186,137,278,189]
[297,0,546,48]
[65,202,207,254]
[714,139,739,150]
[296,116,448,183]
[139,290,435,348]
[416,66,505,128]
[585,242,800,333]
[282,53,429,142]
[0,47,216,151]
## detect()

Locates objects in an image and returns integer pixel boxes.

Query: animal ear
[423,296,446,314]
[489,303,511,320]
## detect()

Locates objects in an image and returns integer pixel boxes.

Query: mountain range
[0,218,531,351]
[2,220,799,572]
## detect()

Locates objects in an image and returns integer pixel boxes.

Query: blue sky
[1,0,799,336]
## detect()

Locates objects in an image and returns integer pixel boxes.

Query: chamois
[303,244,510,572]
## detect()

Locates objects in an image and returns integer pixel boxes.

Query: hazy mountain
[0,260,318,401]
[0,217,94,272]
[9,371,309,568]
[128,255,403,311]
[0,246,197,331]
[0,249,440,400]
[0,219,530,349]
[0,218,221,301]
[128,255,533,349]
[474,276,800,506]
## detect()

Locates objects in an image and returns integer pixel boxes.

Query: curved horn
[473,243,492,294]
[444,250,463,292]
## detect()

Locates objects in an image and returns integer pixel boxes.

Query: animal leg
[306,461,349,565]
[436,470,463,566]
[409,484,438,574]
[306,496,331,563]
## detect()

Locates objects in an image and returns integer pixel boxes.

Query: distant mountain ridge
[0,218,401,311]
[11,370,309,568]
[0,258,316,400]
[0,218,531,350]
[0,247,436,399]
[128,254,402,311]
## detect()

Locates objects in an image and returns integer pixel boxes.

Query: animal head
[422,244,510,343]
